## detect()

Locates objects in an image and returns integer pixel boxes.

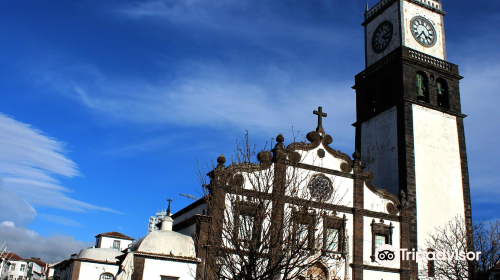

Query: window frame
[370,219,394,262]
[323,214,346,254]
[292,211,316,251]
[233,201,262,245]
[100,273,114,280]
[20,264,25,272]
[112,240,121,250]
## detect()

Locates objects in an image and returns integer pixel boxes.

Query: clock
[411,16,437,47]
[372,21,393,54]
[307,174,333,200]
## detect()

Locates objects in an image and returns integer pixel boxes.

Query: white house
[94,232,135,252]
[0,254,45,280]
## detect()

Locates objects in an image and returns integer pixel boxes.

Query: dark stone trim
[456,118,473,251]
[397,101,418,278]
[296,163,356,179]
[370,219,394,262]
[131,256,145,280]
[363,171,401,206]
[403,97,466,118]
[222,186,402,222]
[71,260,81,280]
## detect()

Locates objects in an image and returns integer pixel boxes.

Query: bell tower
[353,0,472,278]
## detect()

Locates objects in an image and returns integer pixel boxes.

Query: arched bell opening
[436,78,450,109]
[415,71,430,103]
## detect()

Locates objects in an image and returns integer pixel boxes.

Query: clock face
[411,16,437,47]
[307,174,333,200]
[372,21,393,54]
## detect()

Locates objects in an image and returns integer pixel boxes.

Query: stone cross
[313,106,327,134]
[167,199,172,216]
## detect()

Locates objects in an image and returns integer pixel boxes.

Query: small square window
[375,234,386,250]
[10,264,16,271]
[112,240,121,250]
[20,264,25,272]
[9,276,13,280]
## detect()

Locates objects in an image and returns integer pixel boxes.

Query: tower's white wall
[412,104,464,249]
[402,0,446,59]
[361,106,399,195]
[366,2,401,67]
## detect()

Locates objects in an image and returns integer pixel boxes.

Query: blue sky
[0,0,499,262]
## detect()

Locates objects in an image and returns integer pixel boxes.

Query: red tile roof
[3,253,23,261]
[26,259,47,268]
[95,231,134,240]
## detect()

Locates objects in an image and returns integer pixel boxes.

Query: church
[53,0,472,279]
[172,0,471,279]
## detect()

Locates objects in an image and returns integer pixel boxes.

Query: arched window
[436,79,449,109]
[100,273,114,280]
[415,72,429,103]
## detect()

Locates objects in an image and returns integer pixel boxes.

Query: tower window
[415,72,429,103]
[436,79,450,109]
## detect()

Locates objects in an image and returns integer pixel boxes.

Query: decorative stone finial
[352,150,361,160]
[217,154,226,165]
[400,189,406,199]
[365,2,369,12]
[276,134,284,143]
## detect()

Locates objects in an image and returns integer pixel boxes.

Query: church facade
[51,0,472,279]
[173,0,472,279]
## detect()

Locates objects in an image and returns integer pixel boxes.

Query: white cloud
[0,181,36,226]
[40,62,356,148]
[0,221,91,263]
[0,113,121,224]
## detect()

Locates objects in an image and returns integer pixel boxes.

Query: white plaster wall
[412,104,465,248]
[5,260,27,280]
[143,258,197,280]
[298,145,346,172]
[362,216,400,269]
[285,168,353,208]
[240,166,275,193]
[366,2,401,67]
[364,270,401,280]
[402,0,446,59]
[77,261,119,280]
[361,106,399,195]
[363,184,395,214]
[99,237,133,251]
[173,204,208,224]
